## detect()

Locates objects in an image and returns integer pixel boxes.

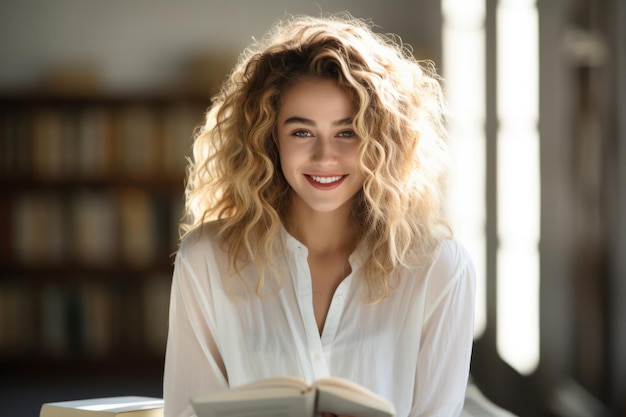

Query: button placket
[320,284,347,349]
[292,245,330,379]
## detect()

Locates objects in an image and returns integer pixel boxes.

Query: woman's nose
[311,137,337,165]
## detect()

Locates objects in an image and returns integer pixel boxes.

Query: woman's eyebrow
[333,117,354,126]
[282,116,353,126]
[283,116,315,126]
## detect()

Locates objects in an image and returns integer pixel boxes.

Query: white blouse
[163,220,475,417]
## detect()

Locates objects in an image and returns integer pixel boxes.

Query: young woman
[164,14,475,417]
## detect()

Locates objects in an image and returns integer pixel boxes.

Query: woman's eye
[292,130,311,138]
[337,130,356,138]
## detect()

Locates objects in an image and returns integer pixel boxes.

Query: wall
[0,0,442,93]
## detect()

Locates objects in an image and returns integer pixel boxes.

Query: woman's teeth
[310,175,343,184]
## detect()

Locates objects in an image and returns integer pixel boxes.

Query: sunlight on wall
[442,0,487,339]
[496,0,540,375]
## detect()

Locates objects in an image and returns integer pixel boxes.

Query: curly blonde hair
[184,14,451,300]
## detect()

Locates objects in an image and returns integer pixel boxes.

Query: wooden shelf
[0,176,185,192]
[0,91,200,375]
[0,356,165,378]
[0,90,212,106]
[0,262,174,281]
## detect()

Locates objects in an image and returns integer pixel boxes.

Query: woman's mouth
[309,175,344,184]
[305,174,347,188]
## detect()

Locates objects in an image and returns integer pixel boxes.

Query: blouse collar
[279,223,367,271]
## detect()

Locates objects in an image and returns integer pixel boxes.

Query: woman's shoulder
[421,237,475,287]
[433,237,473,271]
[178,219,225,258]
[416,237,475,317]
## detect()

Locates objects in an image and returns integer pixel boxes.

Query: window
[443,0,540,375]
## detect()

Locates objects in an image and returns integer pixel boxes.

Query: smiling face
[277,77,365,218]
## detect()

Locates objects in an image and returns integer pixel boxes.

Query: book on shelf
[71,190,117,266]
[0,282,36,354]
[40,396,163,417]
[118,104,160,177]
[118,188,159,267]
[31,108,71,179]
[76,106,114,178]
[0,107,29,177]
[37,281,114,358]
[12,192,66,264]
[161,103,200,176]
[192,375,396,417]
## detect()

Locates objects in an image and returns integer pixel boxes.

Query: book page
[314,377,387,400]
[232,376,309,392]
[192,391,315,417]
[315,382,395,417]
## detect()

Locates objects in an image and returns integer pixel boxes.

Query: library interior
[1,1,624,416]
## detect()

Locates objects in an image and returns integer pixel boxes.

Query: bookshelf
[0,92,209,377]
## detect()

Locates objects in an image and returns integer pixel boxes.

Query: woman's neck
[284,198,357,256]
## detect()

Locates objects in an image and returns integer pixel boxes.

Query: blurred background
[0,0,624,416]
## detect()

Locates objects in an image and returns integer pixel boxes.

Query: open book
[192,376,396,417]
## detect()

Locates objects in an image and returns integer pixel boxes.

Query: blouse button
[313,353,321,361]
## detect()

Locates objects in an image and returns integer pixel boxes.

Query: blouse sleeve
[410,240,476,417]
[163,249,229,417]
